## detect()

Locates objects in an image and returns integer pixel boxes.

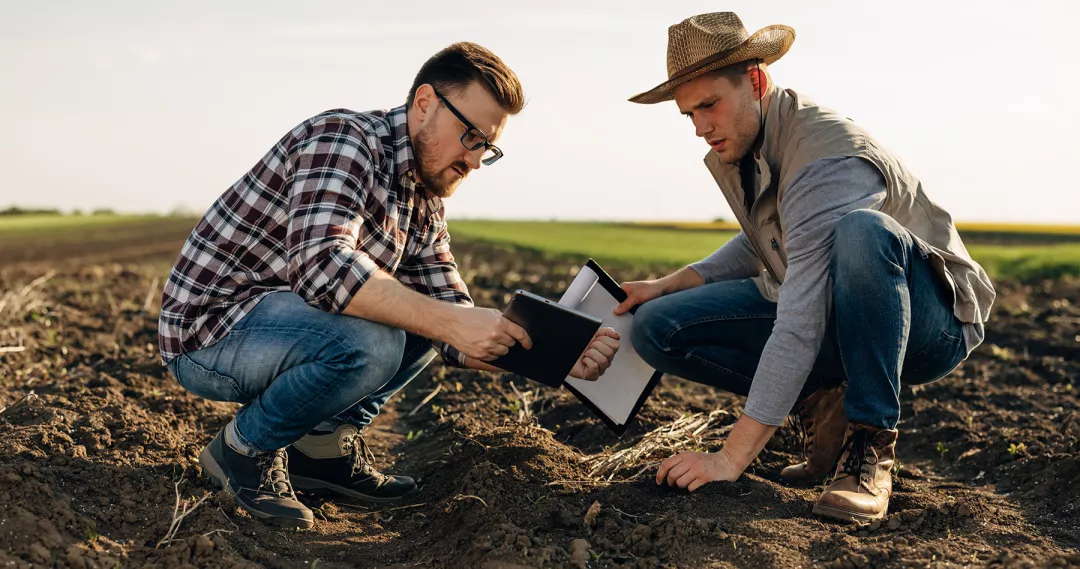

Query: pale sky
[2,0,1078,223]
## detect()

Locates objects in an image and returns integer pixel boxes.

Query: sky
[1,0,1078,223]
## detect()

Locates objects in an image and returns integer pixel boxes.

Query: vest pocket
[762,222,788,268]
[770,236,788,266]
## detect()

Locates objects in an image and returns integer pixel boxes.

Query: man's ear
[750,66,769,101]
[413,84,436,120]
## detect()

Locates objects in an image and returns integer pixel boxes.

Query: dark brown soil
[0,226,1078,568]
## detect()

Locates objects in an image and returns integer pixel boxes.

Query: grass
[448,220,737,268]
[450,220,1080,281]
[1,214,1075,282]
[0,214,200,250]
[0,213,197,240]
[0,213,164,234]
[967,243,1080,281]
[955,222,1080,237]
[0,214,200,265]
[635,220,1080,237]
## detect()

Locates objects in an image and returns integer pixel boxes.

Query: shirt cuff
[435,341,468,368]
[686,262,714,284]
[741,405,788,428]
[326,249,381,314]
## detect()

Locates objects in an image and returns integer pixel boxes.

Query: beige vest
[704,86,996,327]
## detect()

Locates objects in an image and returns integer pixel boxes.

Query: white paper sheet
[560,272,656,426]
[557,266,598,308]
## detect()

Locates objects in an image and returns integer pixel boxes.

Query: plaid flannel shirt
[158,105,473,366]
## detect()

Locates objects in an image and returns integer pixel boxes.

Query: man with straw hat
[615,12,995,522]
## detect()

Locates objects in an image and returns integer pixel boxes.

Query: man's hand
[568,328,620,381]
[447,306,532,362]
[613,280,667,315]
[655,414,777,492]
[656,449,741,492]
[614,268,704,316]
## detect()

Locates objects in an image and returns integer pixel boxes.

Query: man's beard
[723,91,762,164]
[414,123,468,199]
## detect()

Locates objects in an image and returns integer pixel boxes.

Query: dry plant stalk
[0,390,37,416]
[0,270,55,325]
[157,480,212,548]
[142,276,160,314]
[407,384,443,417]
[508,381,536,423]
[581,409,733,481]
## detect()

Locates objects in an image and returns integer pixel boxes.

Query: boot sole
[199,446,314,529]
[289,474,416,505]
[812,503,885,524]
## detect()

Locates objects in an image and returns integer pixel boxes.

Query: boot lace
[836,429,877,491]
[790,401,812,457]
[343,433,389,483]
[793,412,815,455]
[256,449,296,498]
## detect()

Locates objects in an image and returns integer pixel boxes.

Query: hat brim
[629,25,795,105]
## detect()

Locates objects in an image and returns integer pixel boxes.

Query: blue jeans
[632,210,967,429]
[167,292,436,452]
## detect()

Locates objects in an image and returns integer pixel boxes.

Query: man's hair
[706,59,766,86]
[407,42,525,114]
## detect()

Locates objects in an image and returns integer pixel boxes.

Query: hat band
[668,41,748,81]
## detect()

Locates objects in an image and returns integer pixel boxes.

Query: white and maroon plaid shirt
[158,105,472,366]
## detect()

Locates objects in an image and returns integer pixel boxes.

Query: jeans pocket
[169,354,252,403]
[903,330,965,385]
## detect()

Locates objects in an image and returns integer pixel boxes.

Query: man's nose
[694,117,712,139]
[463,147,483,170]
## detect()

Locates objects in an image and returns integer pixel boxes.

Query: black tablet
[490,290,603,387]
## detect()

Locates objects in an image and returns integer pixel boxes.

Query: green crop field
[0,213,163,234]
[447,221,738,268]
[449,220,1080,281]
[1,214,1076,281]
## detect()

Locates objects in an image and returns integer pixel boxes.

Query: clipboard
[558,259,664,436]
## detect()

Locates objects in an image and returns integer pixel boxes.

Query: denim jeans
[167,291,436,452]
[632,210,967,429]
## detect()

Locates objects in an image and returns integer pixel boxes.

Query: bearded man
[159,42,620,528]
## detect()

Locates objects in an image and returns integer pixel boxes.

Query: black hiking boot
[287,424,417,504]
[199,428,313,529]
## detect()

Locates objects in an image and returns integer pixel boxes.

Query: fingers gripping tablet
[491,290,602,387]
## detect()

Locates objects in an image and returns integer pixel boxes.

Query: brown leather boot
[780,383,847,484]
[812,423,898,523]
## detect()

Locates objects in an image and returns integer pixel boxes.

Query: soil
[0,230,1078,568]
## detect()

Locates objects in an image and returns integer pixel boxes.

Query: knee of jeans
[326,324,407,383]
[631,299,674,358]
[831,210,906,277]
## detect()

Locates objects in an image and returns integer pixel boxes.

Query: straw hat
[629,12,795,104]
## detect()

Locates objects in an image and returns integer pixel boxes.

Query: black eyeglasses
[433,89,503,166]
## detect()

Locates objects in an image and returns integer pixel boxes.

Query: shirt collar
[755,83,782,173]
[387,105,443,212]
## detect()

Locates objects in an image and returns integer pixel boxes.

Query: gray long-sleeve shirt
[691,157,890,426]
